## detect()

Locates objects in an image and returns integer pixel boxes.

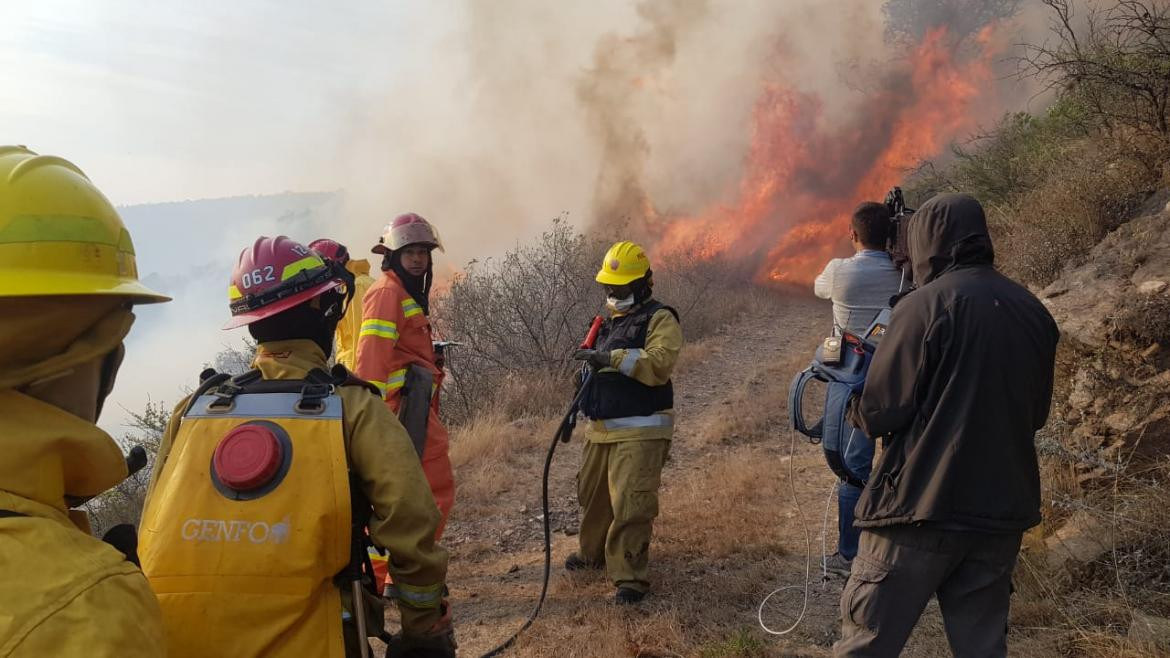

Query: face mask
[606,294,635,314]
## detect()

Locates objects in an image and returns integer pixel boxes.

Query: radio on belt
[821,336,843,366]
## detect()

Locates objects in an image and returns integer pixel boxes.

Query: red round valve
[212,424,284,491]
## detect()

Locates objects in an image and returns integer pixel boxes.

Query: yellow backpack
[140,369,371,658]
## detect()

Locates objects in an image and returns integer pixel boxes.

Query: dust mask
[606,294,636,314]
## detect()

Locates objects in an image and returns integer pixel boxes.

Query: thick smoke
[566,0,1043,281]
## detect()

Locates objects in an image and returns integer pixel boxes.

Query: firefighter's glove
[573,349,611,370]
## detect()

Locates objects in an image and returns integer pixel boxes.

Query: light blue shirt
[814,250,905,336]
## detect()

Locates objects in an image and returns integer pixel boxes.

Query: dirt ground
[390,291,1049,657]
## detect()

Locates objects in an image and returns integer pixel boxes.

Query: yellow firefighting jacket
[0,391,166,658]
[142,340,447,654]
[586,307,683,443]
[334,259,375,372]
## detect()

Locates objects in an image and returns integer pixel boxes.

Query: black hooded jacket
[848,194,1060,532]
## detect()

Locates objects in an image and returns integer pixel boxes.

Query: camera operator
[834,194,1059,657]
[812,202,904,577]
[814,202,904,337]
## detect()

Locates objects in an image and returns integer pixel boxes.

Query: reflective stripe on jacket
[585,305,683,443]
[353,272,455,536]
[355,271,440,405]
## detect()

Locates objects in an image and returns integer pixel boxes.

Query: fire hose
[477,315,603,658]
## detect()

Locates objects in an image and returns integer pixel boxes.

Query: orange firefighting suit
[334,259,375,372]
[142,340,448,656]
[355,270,455,537]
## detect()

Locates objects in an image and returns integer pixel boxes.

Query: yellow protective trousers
[576,438,670,593]
[140,391,352,658]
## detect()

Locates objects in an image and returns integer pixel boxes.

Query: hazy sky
[0,1,447,204]
[1,0,1035,435]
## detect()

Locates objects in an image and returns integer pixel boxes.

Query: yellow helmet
[0,145,168,302]
[595,241,651,285]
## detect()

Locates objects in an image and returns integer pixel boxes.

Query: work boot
[564,553,603,571]
[824,552,853,578]
[615,587,646,605]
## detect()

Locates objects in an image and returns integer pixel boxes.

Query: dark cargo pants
[834,525,1023,658]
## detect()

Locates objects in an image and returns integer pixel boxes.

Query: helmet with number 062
[224,236,343,329]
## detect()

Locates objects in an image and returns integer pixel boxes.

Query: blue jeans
[836,425,874,560]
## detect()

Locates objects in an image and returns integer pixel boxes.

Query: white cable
[820,480,836,581]
[759,424,862,636]
[757,427,812,636]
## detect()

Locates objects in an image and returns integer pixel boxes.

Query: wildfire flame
[644,26,999,284]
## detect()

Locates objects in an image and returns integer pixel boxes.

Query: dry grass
[692,348,811,449]
[658,447,793,560]
[448,410,556,514]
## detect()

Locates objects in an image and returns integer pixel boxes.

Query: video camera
[884,187,914,271]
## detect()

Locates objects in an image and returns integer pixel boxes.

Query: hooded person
[834,194,1059,657]
[309,239,375,372]
[138,236,454,658]
[567,241,683,604]
[355,214,455,542]
[0,145,168,657]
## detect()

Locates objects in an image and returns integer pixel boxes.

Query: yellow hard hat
[0,145,168,302]
[595,241,651,285]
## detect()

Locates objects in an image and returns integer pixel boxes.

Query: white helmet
[371,213,444,254]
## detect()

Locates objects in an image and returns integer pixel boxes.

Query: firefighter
[355,213,455,539]
[309,239,390,593]
[309,239,375,372]
[139,236,454,658]
[568,241,683,604]
[0,145,168,656]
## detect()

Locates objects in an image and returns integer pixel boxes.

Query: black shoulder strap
[328,364,383,398]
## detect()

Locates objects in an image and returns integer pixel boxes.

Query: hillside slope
[430,293,978,657]
[384,195,1170,656]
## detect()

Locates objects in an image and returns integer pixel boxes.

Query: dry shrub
[653,250,761,341]
[992,140,1154,284]
[437,217,767,426]
[488,369,574,421]
[1012,454,1170,653]
[82,400,169,536]
[1113,293,1170,347]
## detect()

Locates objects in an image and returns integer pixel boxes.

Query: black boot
[564,553,603,571]
[615,587,645,605]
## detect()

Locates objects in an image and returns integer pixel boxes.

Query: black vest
[580,301,678,420]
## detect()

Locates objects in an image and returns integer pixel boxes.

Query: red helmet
[225,236,343,330]
[308,238,350,264]
[371,213,444,254]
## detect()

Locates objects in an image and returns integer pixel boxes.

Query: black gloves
[573,349,612,370]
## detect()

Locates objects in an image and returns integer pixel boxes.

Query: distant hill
[102,191,344,434]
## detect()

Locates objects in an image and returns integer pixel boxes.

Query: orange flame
[646,26,999,284]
